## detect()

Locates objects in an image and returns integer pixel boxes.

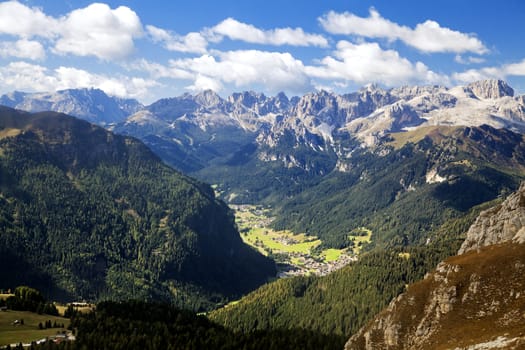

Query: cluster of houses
[233,204,359,278]
[5,331,75,348]
[278,253,357,278]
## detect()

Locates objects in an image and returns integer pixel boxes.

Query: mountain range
[0,88,143,126]
[4,79,525,174]
[3,80,525,250]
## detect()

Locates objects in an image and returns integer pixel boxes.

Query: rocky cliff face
[345,185,525,350]
[467,79,514,99]
[459,182,525,254]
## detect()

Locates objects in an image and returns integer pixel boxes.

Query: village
[231,204,365,278]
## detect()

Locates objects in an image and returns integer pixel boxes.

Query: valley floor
[232,204,371,277]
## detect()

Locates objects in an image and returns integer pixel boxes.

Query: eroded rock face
[459,182,525,254]
[346,184,525,350]
[345,244,525,350]
[467,79,514,99]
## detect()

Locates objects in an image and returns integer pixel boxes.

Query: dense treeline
[1,286,58,316]
[0,109,274,309]
[53,300,343,350]
[210,200,494,337]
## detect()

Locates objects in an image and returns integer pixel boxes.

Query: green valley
[232,204,371,277]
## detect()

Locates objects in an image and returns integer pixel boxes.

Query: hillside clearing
[0,310,69,346]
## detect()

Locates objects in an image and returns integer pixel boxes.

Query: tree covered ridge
[0,108,275,310]
[64,300,345,350]
[210,199,495,337]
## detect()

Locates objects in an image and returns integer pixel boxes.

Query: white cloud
[0,62,156,99]
[0,62,57,92]
[127,59,194,81]
[0,39,46,60]
[0,2,144,61]
[319,8,404,41]
[503,60,525,76]
[167,50,313,93]
[305,41,445,86]
[146,25,207,54]
[53,3,143,60]
[210,18,328,47]
[454,55,486,65]
[453,69,492,83]
[453,59,525,84]
[0,1,57,38]
[187,74,224,93]
[319,8,487,54]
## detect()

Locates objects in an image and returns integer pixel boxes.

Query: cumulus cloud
[305,41,445,86]
[54,3,143,60]
[209,18,328,47]
[187,74,224,92]
[0,62,57,92]
[502,60,525,76]
[0,61,156,99]
[319,8,487,54]
[166,50,313,93]
[127,59,194,80]
[146,25,208,54]
[453,59,525,84]
[0,2,144,60]
[0,1,57,38]
[0,39,46,60]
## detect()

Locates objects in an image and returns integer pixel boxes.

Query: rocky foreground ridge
[345,184,525,350]
[459,182,525,254]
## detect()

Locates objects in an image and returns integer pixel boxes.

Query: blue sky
[0,0,524,103]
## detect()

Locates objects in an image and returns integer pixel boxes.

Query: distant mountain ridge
[3,80,524,175]
[0,88,143,125]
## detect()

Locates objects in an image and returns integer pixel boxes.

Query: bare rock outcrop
[346,184,525,350]
[459,182,525,254]
[467,79,514,99]
[345,243,525,350]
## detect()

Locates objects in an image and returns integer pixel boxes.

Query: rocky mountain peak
[458,182,525,254]
[293,90,338,117]
[467,79,514,99]
[194,89,223,108]
[228,91,266,108]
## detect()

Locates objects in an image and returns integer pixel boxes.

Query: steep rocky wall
[459,182,525,254]
[345,243,525,350]
[345,184,525,350]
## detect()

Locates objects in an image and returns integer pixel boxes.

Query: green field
[234,205,366,271]
[348,227,372,254]
[0,310,69,346]
[242,227,322,255]
[320,249,343,262]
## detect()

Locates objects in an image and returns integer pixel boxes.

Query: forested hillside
[0,107,275,310]
[210,201,492,337]
[67,300,344,350]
